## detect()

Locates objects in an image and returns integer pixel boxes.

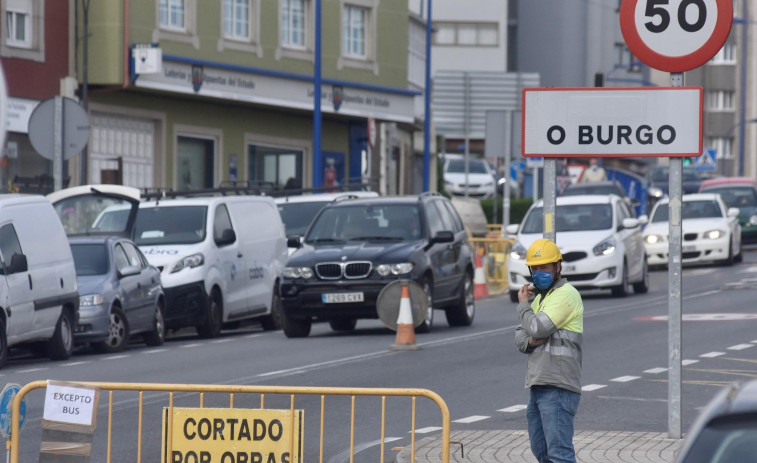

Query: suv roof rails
[141,182,276,200]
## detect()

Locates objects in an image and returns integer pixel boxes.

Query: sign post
[620,0,733,440]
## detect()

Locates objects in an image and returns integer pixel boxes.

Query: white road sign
[522,87,702,157]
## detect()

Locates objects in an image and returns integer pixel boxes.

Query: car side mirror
[287,235,302,248]
[215,228,236,246]
[432,230,454,243]
[505,223,519,235]
[6,253,27,274]
[621,218,640,229]
[727,207,740,217]
[118,265,141,278]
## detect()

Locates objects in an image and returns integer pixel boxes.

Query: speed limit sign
[620,0,733,72]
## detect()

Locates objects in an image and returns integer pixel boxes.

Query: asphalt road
[4,248,757,462]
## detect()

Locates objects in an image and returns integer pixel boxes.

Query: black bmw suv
[279,193,475,338]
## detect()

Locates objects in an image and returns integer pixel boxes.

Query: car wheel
[445,271,475,326]
[93,306,130,354]
[143,301,166,346]
[329,319,357,331]
[632,258,650,294]
[47,310,74,360]
[415,279,434,334]
[282,314,311,338]
[197,291,223,338]
[260,290,283,331]
[735,239,743,263]
[720,239,735,266]
[0,318,7,369]
[509,290,519,303]
[611,261,630,298]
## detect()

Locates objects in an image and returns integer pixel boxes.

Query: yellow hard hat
[526,239,562,266]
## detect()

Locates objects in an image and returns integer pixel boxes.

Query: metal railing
[468,226,515,295]
[10,381,451,463]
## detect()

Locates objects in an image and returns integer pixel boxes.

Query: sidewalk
[395,429,683,463]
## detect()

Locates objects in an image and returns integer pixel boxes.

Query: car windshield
[306,204,422,243]
[70,243,108,276]
[445,159,490,174]
[651,200,723,223]
[562,184,624,197]
[133,206,208,245]
[651,167,701,182]
[277,201,331,236]
[701,186,757,209]
[679,414,757,463]
[521,204,613,233]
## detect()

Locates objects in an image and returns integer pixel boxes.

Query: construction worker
[514,238,584,463]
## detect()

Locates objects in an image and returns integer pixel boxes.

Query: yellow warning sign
[162,408,303,463]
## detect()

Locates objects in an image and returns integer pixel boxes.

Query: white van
[133,196,288,336]
[0,195,79,366]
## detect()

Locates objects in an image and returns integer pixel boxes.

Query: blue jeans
[526,385,581,463]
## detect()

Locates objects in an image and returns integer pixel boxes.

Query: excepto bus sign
[522,87,702,157]
[162,408,303,463]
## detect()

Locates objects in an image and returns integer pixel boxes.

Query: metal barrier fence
[469,226,515,296]
[10,381,451,463]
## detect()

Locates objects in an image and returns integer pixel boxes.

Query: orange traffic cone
[391,283,421,351]
[474,252,489,300]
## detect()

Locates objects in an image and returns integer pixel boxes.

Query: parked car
[69,236,165,353]
[646,165,704,208]
[280,194,475,338]
[699,176,757,243]
[561,180,638,216]
[275,191,379,254]
[505,194,648,301]
[675,380,757,463]
[443,158,497,199]
[48,185,289,338]
[642,193,742,268]
[0,195,79,367]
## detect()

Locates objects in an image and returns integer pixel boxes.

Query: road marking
[644,367,668,374]
[582,384,606,392]
[728,344,754,351]
[414,427,442,434]
[143,349,168,354]
[181,343,203,348]
[453,415,489,424]
[18,368,46,373]
[327,438,402,463]
[682,359,699,366]
[610,376,640,382]
[597,395,668,403]
[212,339,233,344]
[103,355,129,360]
[61,361,91,366]
[700,352,725,358]
[751,340,757,344]
[498,405,527,413]
[245,333,264,339]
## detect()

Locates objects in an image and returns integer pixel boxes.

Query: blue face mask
[531,270,554,290]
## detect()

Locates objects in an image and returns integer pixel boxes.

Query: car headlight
[593,237,616,256]
[80,294,105,307]
[376,263,414,276]
[749,215,757,226]
[170,253,204,273]
[648,187,663,198]
[704,229,724,240]
[283,267,314,279]
[644,234,664,245]
[510,241,527,260]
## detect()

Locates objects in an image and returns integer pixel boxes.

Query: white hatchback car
[443,158,497,199]
[642,193,742,267]
[506,195,648,301]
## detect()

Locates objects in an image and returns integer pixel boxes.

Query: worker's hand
[518,284,534,303]
[528,337,547,348]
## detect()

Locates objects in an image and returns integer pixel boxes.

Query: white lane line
[245,334,264,339]
[18,368,46,373]
[103,355,129,360]
[414,427,442,434]
[212,339,233,344]
[644,367,667,374]
[610,376,640,382]
[61,361,91,366]
[498,405,527,413]
[751,340,757,344]
[682,359,699,366]
[728,344,754,351]
[582,384,606,392]
[453,415,490,424]
[700,352,725,358]
[326,438,402,463]
[181,343,203,348]
[143,349,168,354]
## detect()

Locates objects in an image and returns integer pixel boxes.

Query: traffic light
[683,157,692,165]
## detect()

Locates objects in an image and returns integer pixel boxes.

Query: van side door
[213,204,247,316]
[0,223,34,342]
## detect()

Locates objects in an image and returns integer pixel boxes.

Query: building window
[281,0,306,49]
[343,4,367,58]
[224,0,250,40]
[707,90,735,111]
[160,0,186,31]
[5,8,30,48]
[613,42,639,71]
[248,145,303,190]
[711,42,736,64]
[706,137,733,159]
[177,136,215,190]
[432,22,499,47]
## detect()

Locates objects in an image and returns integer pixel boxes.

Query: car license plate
[562,264,576,273]
[682,245,696,252]
[322,292,364,303]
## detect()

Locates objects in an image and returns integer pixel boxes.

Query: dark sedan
[70,236,166,352]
